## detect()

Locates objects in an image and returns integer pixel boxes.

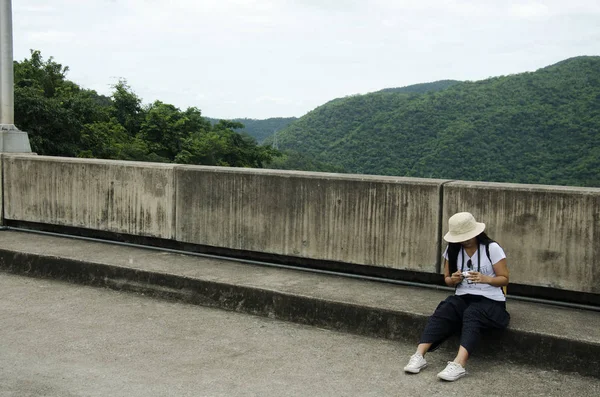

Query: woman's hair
[447,232,494,274]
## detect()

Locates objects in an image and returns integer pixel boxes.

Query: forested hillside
[377,80,460,94]
[14,51,278,167]
[13,51,600,186]
[207,117,296,143]
[274,57,600,187]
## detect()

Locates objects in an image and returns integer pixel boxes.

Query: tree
[13,50,281,169]
[14,50,113,156]
[111,80,143,137]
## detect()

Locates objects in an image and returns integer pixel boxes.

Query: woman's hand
[447,270,464,286]
[465,271,490,284]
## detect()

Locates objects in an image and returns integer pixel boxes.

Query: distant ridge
[377,80,461,94]
[206,117,297,143]
[272,56,600,187]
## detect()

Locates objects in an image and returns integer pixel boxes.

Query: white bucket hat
[444,212,486,243]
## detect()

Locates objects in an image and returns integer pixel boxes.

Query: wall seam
[436,180,456,274]
[172,166,178,241]
[1,154,4,226]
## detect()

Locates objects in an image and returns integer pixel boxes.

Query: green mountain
[207,117,297,143]
[274,57,600,187]
[377,80,461,94]
[204,116,343,172]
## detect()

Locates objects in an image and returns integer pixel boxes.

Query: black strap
[461,246,482,272]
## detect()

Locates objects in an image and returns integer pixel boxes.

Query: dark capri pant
[420,294,510,354]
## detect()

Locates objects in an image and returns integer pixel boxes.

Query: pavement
[0,229,598,381]
[1,273,599,397]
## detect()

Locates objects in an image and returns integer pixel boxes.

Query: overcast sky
[12,0,600,119]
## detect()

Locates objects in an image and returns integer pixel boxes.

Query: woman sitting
[403,212,510,381]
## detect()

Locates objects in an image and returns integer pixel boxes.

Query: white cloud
[254,96,291,104]
[26,30,77,43]
[510,3,550,19]
[10,0,600,119]
[14,5,56,13]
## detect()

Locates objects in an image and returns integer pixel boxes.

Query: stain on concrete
[537,250,563,262]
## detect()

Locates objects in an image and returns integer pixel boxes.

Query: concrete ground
[0,273,598,397]
[1,229,599,379]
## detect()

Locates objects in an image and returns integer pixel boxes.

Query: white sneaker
[437,361,467,381]
[404,353,427,373]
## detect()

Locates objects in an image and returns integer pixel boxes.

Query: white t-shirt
[443,242,507,302]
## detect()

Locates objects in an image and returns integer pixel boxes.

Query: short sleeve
[443,246,449,260]
[488,242,506,265]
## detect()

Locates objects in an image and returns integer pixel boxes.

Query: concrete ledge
[175,166,446,272]
[3,155,176,239]
[2,155,598,297]
[0,230,598,378]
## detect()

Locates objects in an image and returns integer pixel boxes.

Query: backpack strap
[487,242,507,296]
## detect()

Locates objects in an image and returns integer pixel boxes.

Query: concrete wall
[176,166,445,272]
[3,155,176,239]
[443,181,600,294]
[2,155,599,295]
[0,154,4,225]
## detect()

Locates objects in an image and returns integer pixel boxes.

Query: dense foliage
[204,117,342,172]
[13,52,600,186]
[207,117,296,143]
[266,149,345,173]
[14,51,278,168]
[377,80,460,94]
[274,57,600,187]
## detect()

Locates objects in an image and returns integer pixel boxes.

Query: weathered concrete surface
[1,273,599,397]
[0,154,3,225]
[176,166,446,272]
[0,230,598,379]
[443,181,600,294]
[3,155,175,239]
[2,155,599,295]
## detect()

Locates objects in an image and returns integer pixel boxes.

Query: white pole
[0,0,31,152]
[0,0,15,125]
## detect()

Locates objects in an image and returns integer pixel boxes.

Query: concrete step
[0,230,598,378]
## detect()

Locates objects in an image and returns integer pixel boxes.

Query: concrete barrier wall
[175,166,445,272]
[0,155,4,225]
[443,181,600,294]
[3,155,599,295]
[3,155,176,239]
